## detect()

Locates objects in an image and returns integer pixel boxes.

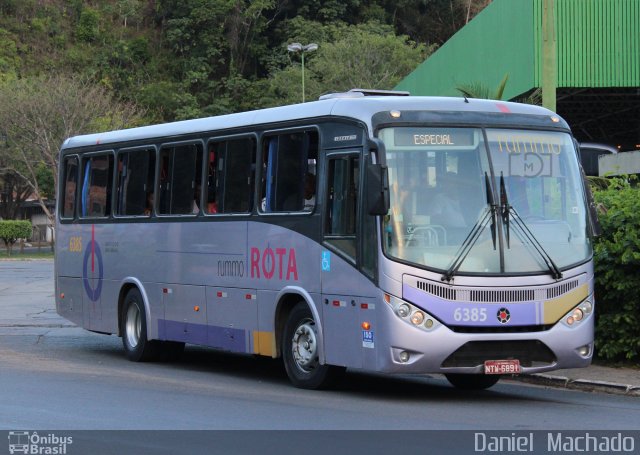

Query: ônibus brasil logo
[82,224,103,302]
[8,431,73,454]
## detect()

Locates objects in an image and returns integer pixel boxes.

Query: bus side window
[206,137,256,214]
[261,131,317,212]
[324,155,359,260]
[61,156,78,218]
[116,148,155,216]
[158,144,203,215]
[81,154,114,218]
[223,138,255,213]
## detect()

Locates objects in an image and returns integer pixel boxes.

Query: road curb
[512,374,639,396]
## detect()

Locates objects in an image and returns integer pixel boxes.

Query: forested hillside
[0,0,489,217]
[0,0,490,121]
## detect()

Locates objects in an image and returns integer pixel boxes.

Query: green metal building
[395,0,640,150]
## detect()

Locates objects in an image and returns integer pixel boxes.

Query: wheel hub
[125,304,141,348]
[291,319,318,372]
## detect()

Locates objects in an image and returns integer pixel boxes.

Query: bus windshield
[380,127,591,276]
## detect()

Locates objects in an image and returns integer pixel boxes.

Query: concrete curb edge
[511,374,640,396]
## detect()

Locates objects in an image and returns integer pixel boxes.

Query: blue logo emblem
[82,225,103,302]
[321,251,331,271]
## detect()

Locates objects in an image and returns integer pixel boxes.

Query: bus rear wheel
[282,303,345,389]
[121,288,160,362]
[445,373,501,390]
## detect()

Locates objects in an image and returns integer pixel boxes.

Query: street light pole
[287,43,318,103]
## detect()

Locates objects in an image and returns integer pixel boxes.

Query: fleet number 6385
[69,236,82,252]
[453,307,487,322]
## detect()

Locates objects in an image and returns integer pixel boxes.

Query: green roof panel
[396,0,640,96]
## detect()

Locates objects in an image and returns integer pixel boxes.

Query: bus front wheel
[445,373,500,390]
[282,303,345,389]
[121,288,159,362]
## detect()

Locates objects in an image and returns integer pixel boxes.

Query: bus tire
[121,288,159,362]
[445,373,500,390]
[282,302,345,389]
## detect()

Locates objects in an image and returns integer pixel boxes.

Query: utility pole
[542,0,557,111]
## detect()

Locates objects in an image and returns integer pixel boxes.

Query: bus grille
[546,279,579,298]
[441,340,556,368]
[412,277,580,303]
[416,280,457,300]
[469,289,534,302]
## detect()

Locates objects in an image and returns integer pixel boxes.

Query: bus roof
[61,95,564,150]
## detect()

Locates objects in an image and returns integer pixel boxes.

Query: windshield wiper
[487,172,497,249]
[499,172,563,279]
[499,173,510,247]
[506,207,563,279]
[442,173,497,282]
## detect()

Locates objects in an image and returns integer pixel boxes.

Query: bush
[592,177,640,361]
[76,8,100,43]
[0,220,32,255]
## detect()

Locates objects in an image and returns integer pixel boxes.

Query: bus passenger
[144,193,154,216]
[303,173,316,210]
[206,149,218,213]
[192,184,201,214]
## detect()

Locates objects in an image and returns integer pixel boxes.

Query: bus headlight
[563,299,592,328]
[579,300,592,315]
[398,304,410,318]
[411,311,425,325]
[385,293,440,332]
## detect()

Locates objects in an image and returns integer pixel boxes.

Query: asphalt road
[1,261,639,453]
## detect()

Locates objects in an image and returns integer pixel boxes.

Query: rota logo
[250,247,298,280]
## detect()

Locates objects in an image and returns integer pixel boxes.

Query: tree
[116,0,144,29]
[384,0,492,45]
[0,74,144,230]
[0,220,31,255]
[0,169,31,220]
[309,24,433,94]
[76,7,101,43]
[261,22,434,106]
[0,28,19,83]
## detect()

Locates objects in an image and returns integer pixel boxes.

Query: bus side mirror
[584,175,602,238]
[366,163,390,216]
[575,138,602,237]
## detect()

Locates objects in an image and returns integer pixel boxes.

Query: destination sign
[491,132,564,155]
[394,128,475,147]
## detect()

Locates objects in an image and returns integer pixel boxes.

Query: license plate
[484,359,521,375]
